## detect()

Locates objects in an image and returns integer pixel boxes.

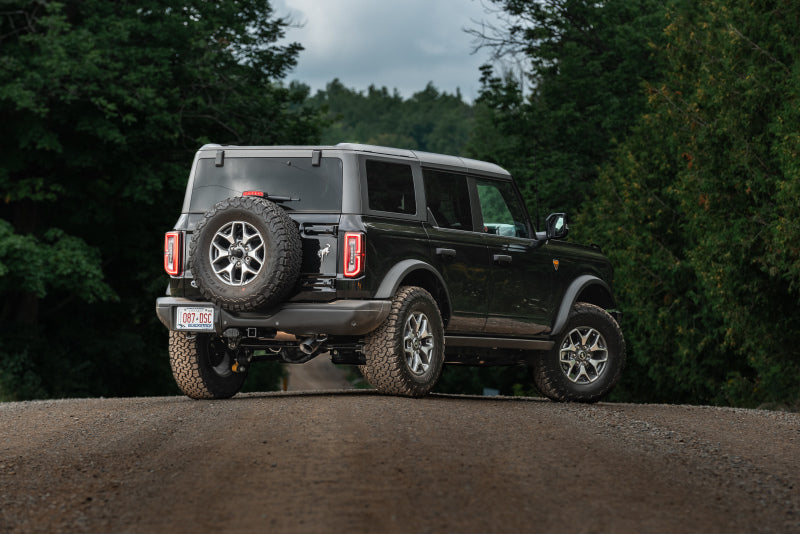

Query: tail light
[343,232,365,278]
[164,231,183,276]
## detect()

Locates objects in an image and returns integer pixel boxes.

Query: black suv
[157,144,625,401]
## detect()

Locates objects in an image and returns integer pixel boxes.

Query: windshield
[189,156,343,213]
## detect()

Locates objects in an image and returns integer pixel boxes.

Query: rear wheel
[169,331,247,399]
[360,286,445,397]
[533,303,625,403]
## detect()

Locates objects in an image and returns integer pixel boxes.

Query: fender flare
[550,274,615,336]
[374,259,452,316]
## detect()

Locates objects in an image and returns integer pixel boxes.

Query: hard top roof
[198,143,511,179]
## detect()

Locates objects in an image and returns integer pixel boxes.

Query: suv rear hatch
[185,151,344,301]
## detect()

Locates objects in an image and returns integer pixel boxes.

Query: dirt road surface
[285,356,354,392]
[1,392,798,533]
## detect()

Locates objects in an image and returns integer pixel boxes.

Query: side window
[475,178,530,238]
[366,160,416,214]
[423,170,473,231]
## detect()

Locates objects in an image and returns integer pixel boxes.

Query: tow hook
[232,349,252,374]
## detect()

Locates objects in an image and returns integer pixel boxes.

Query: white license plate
[176,307,215,331]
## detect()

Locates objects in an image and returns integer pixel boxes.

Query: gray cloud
[273,0,501,99]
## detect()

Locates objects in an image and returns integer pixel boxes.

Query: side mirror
[545,213,569,240]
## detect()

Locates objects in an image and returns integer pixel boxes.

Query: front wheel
[533,303,625,403]
[169,331,247,399]
[360,286,445,397]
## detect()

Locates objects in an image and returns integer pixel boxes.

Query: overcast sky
[272,0,505,101]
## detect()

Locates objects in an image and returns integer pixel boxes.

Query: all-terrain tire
[168,331,247,400]
[360,286,445,397]
[189,196,302,312]
[533,302,625,403]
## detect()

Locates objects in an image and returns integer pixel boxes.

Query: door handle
[493,254,512,265]
[436,248,456,258]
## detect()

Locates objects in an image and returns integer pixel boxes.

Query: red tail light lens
[164,231,183,276]
[343,232,365,278]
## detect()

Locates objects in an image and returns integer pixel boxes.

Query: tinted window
[475,179,530,238]
[190,157,343,212]
[423,170,473,231]
[366,160,416,214]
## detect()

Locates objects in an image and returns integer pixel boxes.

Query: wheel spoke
[417,315,428,337]
[240,261,259,278]
[575,363,590,382]
[241,226,258,244]
[214,262,235,278]
[587,357,605,376]
[211,241,228,257]
[219,225,235,243]
[579,329,591,347]
[564,360,578,379]
[419,343,432,362]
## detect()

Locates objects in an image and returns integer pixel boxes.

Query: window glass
[190,157,343,213]
[423,170,473,231]
[366,160,416,214]
[475,179,530,238]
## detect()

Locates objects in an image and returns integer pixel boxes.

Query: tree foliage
[309,79,474,155]
[468,0,666,219]
[471,0,800,407]
[0,0,321,400]
[581,0,800,406]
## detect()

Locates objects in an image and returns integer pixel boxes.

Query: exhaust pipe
[299,335,328,355]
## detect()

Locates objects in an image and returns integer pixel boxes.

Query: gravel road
[1,392,798,533]
[285,356,354,392]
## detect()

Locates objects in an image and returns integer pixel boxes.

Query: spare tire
[189,196,302,311]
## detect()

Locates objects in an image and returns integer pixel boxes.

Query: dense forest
[1,0,798,408]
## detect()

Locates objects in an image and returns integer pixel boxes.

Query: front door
[474,177,553,336]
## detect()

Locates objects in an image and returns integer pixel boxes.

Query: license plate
[176,306,215,331]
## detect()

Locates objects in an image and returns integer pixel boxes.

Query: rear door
[422,169,490,333]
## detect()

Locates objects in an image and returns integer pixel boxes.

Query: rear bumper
[156,297,392,336]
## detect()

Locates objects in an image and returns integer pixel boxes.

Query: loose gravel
[1,393,797,533]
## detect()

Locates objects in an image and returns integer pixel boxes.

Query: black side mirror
[545,213,569,240]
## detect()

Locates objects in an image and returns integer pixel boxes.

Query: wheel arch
[551,274,616,336]
[374,259,452,327]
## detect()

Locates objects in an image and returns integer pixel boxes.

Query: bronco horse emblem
[318,243,331,262]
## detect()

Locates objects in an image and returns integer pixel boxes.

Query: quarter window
[423,170,473,231]
[366,160,416,214]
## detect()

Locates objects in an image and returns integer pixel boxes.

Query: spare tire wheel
[189,196,302,311]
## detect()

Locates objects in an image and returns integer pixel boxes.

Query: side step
[445,336,553,351]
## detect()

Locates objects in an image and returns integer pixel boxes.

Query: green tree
[582,0,800,407]
[468,0,667,218]
[309,79,474,155]
[0,0,321,400]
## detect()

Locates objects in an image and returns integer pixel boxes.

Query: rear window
[189,157,343,213]
[365,160,416,215]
